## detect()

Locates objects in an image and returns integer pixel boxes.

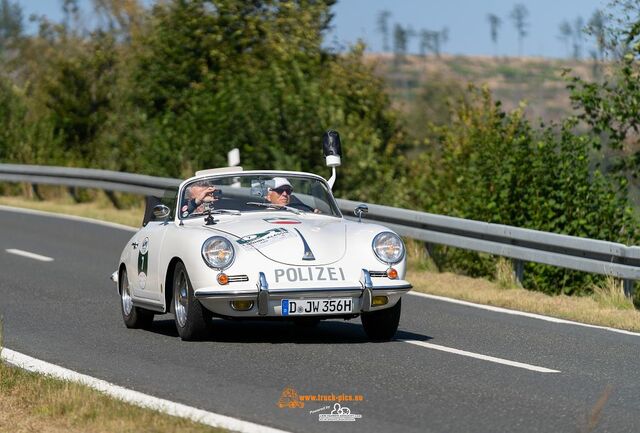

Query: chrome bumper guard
[194,269,412,315]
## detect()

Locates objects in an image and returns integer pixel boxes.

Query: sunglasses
[272,186,293,195]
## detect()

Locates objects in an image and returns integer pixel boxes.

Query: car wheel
[172,261,211,341]
[361,298,401,341]
[120,268,154,329]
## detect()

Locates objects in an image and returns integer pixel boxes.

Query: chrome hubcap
[121,273,133,316]
[174,270,188,327]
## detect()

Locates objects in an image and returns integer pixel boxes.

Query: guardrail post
[31,184,44,201]
[623,279,635,298]
[513,259,524,286]
[67,187,81,203]
[104,190,122,209]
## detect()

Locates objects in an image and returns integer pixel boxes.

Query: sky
[19,0,609,59]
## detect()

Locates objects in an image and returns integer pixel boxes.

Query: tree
[393,23,407,64]
[510,3,529,56]
[403,86,638,293]
[566,0,640,192]
[487,13,501,55]
[0,0,22,53]
[558,20,572,58]
[419,28,448,58]
[588,9,606,61]
[376,10,391,52]
[572,16,584,59]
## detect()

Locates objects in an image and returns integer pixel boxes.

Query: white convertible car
[112,131,411,341]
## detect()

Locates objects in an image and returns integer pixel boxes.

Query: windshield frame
[176,171,343,221]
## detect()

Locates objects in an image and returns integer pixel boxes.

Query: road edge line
[408,291,640,337]
[0,347,291,433]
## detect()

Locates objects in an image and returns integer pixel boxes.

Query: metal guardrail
[0,164,637,294]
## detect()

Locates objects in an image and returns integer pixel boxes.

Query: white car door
[130,221,167,303]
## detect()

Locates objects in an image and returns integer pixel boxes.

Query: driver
[266,177,293,206]
[183,181,219,216]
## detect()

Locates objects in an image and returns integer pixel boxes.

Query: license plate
[281,298,353,316]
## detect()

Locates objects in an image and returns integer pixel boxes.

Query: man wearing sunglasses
[266,177,294,206]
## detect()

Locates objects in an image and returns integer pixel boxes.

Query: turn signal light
[231,300,254,311]
[386,268,398,279]
[217,273,229,285]
[372,296,388,306]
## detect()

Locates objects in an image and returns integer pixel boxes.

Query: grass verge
[0,194,143,228]
[0,318,225,433]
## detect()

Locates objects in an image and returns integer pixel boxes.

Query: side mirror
[322,130,342,167]
[323,130,342,189]
[153,204,171,220]
[354,204,368,223]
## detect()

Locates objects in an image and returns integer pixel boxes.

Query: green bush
[401,86,639,294]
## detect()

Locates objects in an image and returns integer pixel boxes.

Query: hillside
[366,53,599,127]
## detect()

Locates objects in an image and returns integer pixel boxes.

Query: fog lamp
[372,296,388,306]
[230,300,254,311]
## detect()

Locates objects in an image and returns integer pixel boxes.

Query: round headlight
[372,232,405,264]
[202,236,235,270]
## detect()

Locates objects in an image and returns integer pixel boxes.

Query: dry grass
[407,269,640,332]
[0,319,224,433]
[0,192,142,228]
[0,362,226,433]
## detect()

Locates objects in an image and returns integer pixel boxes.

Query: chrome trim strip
[195,290,258,298]
[372,284,413,291]
[258,272,269,315]
[131,298,166,313]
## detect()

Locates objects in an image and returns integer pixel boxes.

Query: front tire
[120,268,154,329]
[172,261,211,341]
[361,298,401,341]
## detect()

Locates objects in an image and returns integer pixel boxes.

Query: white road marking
[6,249,54,262]
[400,339,560,373]
[1,348,291,433]
[409,291,640,338]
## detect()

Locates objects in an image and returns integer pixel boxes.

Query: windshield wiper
[246,202,302,215]
[188,208,241,218]
[210,208,241,215]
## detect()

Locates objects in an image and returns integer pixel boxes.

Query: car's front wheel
[172,261,211,341]
[361,298,401,341]
[120,268,154,329]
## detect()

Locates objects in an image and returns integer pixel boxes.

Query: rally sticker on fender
[274,267,346,283]
[236,228,295,250]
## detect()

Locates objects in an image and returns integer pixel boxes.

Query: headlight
[372,232,405,264]
[202,236,235,269]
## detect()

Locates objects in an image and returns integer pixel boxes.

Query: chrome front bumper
[194,269,412,316]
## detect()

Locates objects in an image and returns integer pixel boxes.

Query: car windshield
[178,174,341,220]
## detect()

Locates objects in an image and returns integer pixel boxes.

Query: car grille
[368,271,388,278]
[227,275,249,283]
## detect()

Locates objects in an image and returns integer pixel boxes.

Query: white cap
[270,177,292,189]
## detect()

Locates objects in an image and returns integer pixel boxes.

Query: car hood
[209,213,347,266]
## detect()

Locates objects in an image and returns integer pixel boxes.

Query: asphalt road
[1,207,640,433]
